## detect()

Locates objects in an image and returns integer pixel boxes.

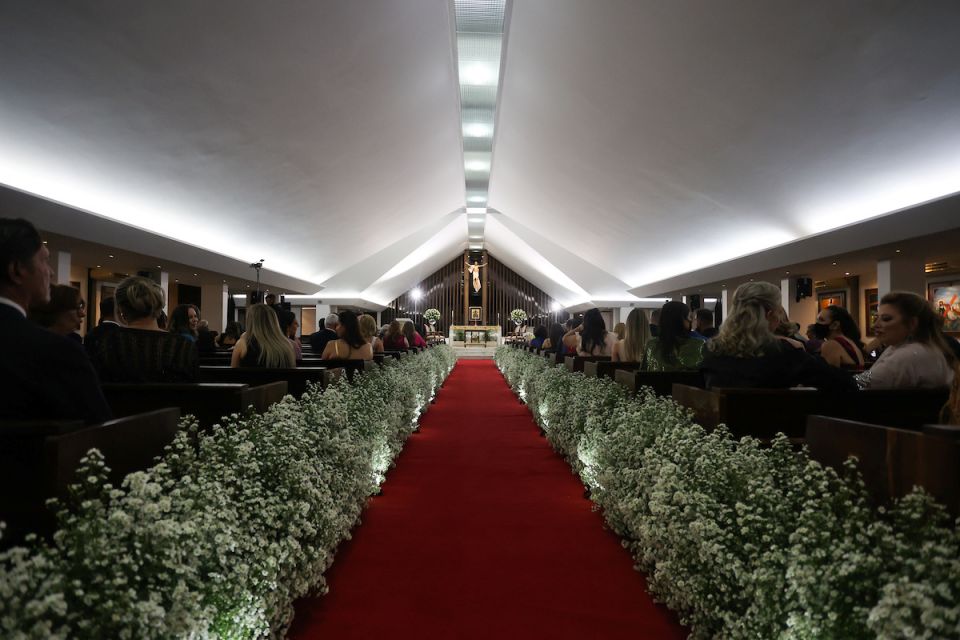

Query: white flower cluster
[0,347,456,639]
[496,346,960,639]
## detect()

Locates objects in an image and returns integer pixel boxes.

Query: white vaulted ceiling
[2,1,960,306]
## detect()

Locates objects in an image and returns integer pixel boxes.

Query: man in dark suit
[310,313,339,354]
[0,218,111,423]
[83,295,121,360]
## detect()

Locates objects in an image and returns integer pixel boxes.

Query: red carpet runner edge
[288,359,685,639]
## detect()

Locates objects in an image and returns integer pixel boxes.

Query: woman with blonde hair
[231,304,295,368]
[358,313,384,353]
[701,281,854,390]
[612,308,650,363]
[89,275,198,382]
[612,322,626,341]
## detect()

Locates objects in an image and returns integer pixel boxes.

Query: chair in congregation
[0,408,181,547]
[671,385,950,441]
[806,415,960,516]
[101,381,288,429]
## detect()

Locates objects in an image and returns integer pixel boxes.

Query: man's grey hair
[324,313,339,329]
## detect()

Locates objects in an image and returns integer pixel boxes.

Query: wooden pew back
[615,370,706,396]
[583,360,642,379]
[564,355,611,373]
[198,367,333,398]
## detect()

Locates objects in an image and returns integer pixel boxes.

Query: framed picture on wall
[864,288,879,336]
[817,290,846,311]
[928,281,960,335]
[469,306,481,321]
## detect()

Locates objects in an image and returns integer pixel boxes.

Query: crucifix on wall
[465,257,487,293]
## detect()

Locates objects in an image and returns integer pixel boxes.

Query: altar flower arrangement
[423,308,441,326]
[0,347,455,639]
[509,308,527,325]
[494,346,960,639]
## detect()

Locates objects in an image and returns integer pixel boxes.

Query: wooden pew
[0,408,181,546]
[583,360,642,379]
[615,370,706,396]
[564,355,610,373]
[102,382,287,429]
[672,385,950,440]
[198,367,335,398]
[806,416,960,516]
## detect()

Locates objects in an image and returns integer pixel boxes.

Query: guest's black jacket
[0,303,112,423]
[309,327,338,354]
[700,340,857,392]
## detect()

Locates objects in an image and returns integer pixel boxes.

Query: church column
[51,250,71,285]
[158,271,171,314]
[877,254,925,297]
[201,283,229,333]
[719,287,729,326]
[780,277,793,317]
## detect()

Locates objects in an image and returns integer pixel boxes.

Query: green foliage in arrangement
[0,347,456,639]
[422,308,441,325]
[495,346,960,640]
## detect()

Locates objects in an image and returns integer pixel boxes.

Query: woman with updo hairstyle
[29,284,86,341]
[854,291,956,390]
[644,301,704,371]
[358,313,384,353]
[321,309,373,360]
[701,281,854,390]
[88,275,198,382]
[811,304,865,370]
[232,304,296,368]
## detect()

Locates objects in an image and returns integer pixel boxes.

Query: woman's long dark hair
[168,304,199,337]
[338,310,366,349]
[657,301,691,361]
[825,305,864,349]
[546,322,565,352]
[580,308,607,354]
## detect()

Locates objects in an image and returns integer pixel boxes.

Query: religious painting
[864,288,879,336]
[469,306,481,321]
[817,290,846,311]
[928,281,960,334]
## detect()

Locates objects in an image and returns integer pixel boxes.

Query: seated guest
[811,305,865,370]
[645,301,705,372]
[231,304,296,368]
[613,322,626,341]
[855,291,956,389]
[0,218,111,422]
[541,322,565,352]
[310,313,339,353]
[562,318,580,354]
[321,309,374,360]
[693,308,718,339]
[529,325,548,349]
[29,284,86,342]
[217,321,243,348]
[195,319,218,353]
[84,295,121,359]
[613,307,651,363]
[359,313,384,353]
[382,320,408,350]
[277,309,303,360]
[649,309,660,337]
[563,308,617,356]
[701,282,856,390]
[403,320,427,349]
[169,304,199,342]
[91,276,199,383]
[804,323,824,355]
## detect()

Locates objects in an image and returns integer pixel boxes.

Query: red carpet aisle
[289,360,685,639]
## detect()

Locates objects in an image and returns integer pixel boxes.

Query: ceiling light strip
[454,0,507,248]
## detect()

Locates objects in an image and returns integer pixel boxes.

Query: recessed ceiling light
[895,249,901,253]
[42,240,47,244]
[466,207,486,214]
[463,122,493,138]
[845,272,850,276]
[246,284,250,288]
[95,265,101,268]
[175,279,179,282]
[467,196,487,203]
[832,262,837,266]
[157,265,162,269]
[465,160,490,172]
[108,254,114,258]
[193,273,198,276]
[785,271,790,274]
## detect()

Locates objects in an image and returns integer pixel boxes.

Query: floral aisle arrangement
[0,346,456,639]
[495,346,960,640]
[422,308,441,327]
[509,308,527,327]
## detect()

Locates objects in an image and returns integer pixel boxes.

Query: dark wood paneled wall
[382,252,568,336]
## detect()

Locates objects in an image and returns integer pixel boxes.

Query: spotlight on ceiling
[467,195,487,203]
[411,288,423,300]
[465,160,490,172]
[551,301,561,312]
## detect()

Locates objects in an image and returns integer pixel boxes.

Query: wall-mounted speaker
[796,277,813,302]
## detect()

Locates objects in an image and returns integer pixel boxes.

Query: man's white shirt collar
[0,296,27,317]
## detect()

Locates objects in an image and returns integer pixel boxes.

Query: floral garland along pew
[496,346,960,640]
[0,346,456,639]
